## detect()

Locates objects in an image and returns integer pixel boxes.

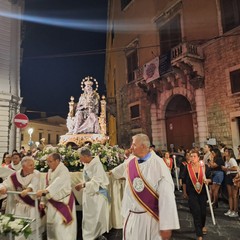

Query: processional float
[59,76,108,147]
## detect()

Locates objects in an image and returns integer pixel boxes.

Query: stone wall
[203,33,240,148]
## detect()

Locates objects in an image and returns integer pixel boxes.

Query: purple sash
[8,164,14,170]
[10,172,35,207]
[127,158,159,221]
[48,192,75,225]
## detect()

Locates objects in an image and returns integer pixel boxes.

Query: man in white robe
[111,133,180,240]
[0,156,43,240]
[36,153,77,240]
[75,147,109,240]
[9,152,22,171]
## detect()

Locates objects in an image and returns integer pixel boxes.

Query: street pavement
[172,191,240,240]
[100,190,240,240]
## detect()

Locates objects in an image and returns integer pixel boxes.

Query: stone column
[195,88,208,147]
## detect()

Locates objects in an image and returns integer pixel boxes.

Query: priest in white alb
[0,156,44,240]
[36,153,77,240]
[111,134,180,240]
[75,146,110,240]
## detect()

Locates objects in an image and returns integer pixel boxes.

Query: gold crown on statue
[81,76,98,91]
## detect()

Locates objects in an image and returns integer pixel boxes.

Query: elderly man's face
[47,156,59,171]
[79,155,91,164]
[22,160,35,176]
[130,137,143,158]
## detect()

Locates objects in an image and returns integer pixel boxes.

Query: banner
[143,57,160,83]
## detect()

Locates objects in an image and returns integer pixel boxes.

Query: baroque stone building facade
[0,0,24,156]
[105,0,240,152]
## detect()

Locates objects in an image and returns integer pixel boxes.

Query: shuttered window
[230,69,240,94]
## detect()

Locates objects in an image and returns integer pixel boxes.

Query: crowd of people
[0,138,240,240]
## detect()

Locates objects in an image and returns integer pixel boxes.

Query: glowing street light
[28,128,34,146]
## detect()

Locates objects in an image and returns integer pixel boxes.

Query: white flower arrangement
[0,214,32,238]
[35,143,125,172]
[90,143,125,171]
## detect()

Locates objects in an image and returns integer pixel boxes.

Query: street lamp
[28,128,34,147]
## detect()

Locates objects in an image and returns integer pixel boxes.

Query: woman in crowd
[208,148,224,208]
[181,150,212,240]
[163,151,173,172]
[1,152,11,167]
[222,148,239,217]
[203,144,213,164]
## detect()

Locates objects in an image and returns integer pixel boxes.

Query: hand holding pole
[200,161,216,225]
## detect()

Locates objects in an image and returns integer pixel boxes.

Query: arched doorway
[165,95,194,151]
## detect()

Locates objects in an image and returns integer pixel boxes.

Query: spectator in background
[207,148,224,208]
[9,153,22,171]
[20,146,26,157]
[203,144,213,164]
[219,143,226,155]
[12,149,18,154]
[163,151,173,172]
[177,146,185,155]
[1,153,11,167]
[222,148,239,217]
[150,144,163,157]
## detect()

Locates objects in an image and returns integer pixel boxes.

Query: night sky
[20,0,108,118]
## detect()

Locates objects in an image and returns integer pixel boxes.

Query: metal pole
[173,155,180,190]
[200,162,216,225]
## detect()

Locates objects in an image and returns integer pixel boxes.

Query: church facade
[0,0,24,156]
[105,0,240,152]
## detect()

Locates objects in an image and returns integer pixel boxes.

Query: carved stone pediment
[189,76,205,89]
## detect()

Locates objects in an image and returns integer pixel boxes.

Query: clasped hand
[75,183,84,191]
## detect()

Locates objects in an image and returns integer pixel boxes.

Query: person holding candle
[181,149,212,240]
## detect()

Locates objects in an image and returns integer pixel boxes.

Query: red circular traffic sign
[14,113,29,128]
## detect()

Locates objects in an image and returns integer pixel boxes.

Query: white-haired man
[75,146,109,240]
[111,133,180,240]
[0,156,43,240]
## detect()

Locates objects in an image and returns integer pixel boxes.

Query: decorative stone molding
[189,76,205,89]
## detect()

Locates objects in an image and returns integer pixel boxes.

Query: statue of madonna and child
[66,76,106,136]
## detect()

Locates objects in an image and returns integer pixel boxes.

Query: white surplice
[81,156,110,240]
[111,151,180,240]
[0,169,44,240]
[44,162,77,240]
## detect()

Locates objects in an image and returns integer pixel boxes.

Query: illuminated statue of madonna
[67,77,100,134]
